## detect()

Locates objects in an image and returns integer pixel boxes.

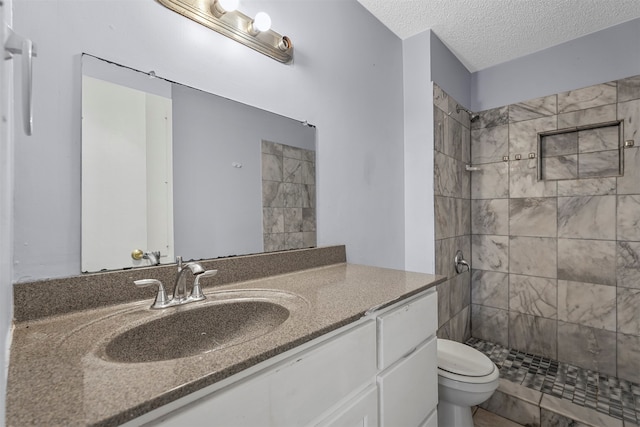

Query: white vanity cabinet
[140,289,438,427]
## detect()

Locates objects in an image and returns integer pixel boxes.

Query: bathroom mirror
[81,55,316,272]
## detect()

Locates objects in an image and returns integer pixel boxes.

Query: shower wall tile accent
[433,84,472,344]
[262,141,316,252]
[469,75,640,384]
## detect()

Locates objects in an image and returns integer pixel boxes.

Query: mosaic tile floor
[466,337,640,424]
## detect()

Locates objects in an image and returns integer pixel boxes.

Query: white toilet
[437,339,500,427]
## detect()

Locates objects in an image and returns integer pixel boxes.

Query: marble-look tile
[618,75,640,102]
[283,183,303,208]
[472,235,509,273]
[471,125,509,164]
[456,198,471,237]
[262,140,283,156]
[618,99,640,142]
[617,241,640,289]
[472,199,509,235]
[617,287,640,336]
[557,196,616,240]
[510,159,557,198]
[262,153,283,181]
[543,155,578,180]
[618,195,640,241]
[434,151,461,198]
[471,269,509,309]
[509,312,557,359]
[434,105,446,154]
[579,126,620,153]
[473,408,525,427]
[509,198,557,237]
[471,161,510,199]
[557,82,617,113]
[283,157,302,183]
[263,208,284,233]
[472,106,509,130]
[437,323,451,340]
[301,148,315,163]
[284,232,304,249]
[283,207,303,232]
[437,280,451,328]
[542,132,578,157]
[262,181,284,207]
[480,389,541,427]
[557,321,617,376]
[283,145,304,159]
[263,233,285,252]
[510,274,557,319]
[445,114,465,161]
[617,333,640,384]
[558,239,616,286]
[540,409,592,427]
[509,236,557,278]
[472,304,509,346]
[461,126,471,163]
[433,83,448,112]
[302,231,316,248]
[558,104,617,129]
[302,208,316,232]
[618,147,640,195]
[449,305,471,342]
[578,150,620,178]
[435,238,454,279]
[448,94,471,128]
[540,394,623,427]
[496,378,543,406]
[435,196,456,240]
[557,280,616,330]
[450,270,471,316]
[509,94,557,123]
[557,177,616,196]
[301,160,315,185]
[509,116,557,156]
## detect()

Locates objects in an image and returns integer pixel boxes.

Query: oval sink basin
[104,299,290,363]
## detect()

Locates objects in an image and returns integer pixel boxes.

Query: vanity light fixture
[157,0,293,63]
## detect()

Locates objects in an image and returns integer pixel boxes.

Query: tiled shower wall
[433,84,472,343]
[469,75,640,384]
[262,140,316,252]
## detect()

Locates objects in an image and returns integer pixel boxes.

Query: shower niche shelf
[537,120,624,181]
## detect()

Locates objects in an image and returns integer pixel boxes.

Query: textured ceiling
[356,0,640,72]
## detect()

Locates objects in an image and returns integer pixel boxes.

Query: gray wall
[11,0,405,282]
[430,33,472,110]
[172,83,314,261]
[470,18,640,112]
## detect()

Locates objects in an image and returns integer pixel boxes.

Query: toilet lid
[437,339,494,377]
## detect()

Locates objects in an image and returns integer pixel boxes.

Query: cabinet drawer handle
[402,346,418,360]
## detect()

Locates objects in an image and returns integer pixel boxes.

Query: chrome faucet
[454,250,470,274]
[134,256,218,309]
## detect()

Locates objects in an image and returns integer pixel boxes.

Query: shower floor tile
[466,337,640,424]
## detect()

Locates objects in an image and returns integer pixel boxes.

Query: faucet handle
[190,270,218,301]
[134,279,170,309]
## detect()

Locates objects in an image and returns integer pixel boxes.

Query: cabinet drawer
[377,290,437,370]
[377,337,437,427]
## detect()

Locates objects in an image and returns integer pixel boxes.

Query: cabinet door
[378,337,437,427]
[149,321,377,427]
[316,384,378,427]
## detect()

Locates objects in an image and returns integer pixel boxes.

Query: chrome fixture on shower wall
[456,104,480,122]
[157,0,293,63]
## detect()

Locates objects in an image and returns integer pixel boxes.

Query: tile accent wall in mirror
[81,54,316,273]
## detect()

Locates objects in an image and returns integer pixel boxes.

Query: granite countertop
[7,263,444,426]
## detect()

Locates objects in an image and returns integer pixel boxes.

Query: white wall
[403,31,435,274]
[12,0,406,282]
[471,17,640,111]
[1,0,14,420]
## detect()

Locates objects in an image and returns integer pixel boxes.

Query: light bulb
[217,0,238,12]
[252,12,271,32]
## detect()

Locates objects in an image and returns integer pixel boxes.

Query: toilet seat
[437,339,499,384]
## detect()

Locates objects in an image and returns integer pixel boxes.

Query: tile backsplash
[469,74,640,384]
